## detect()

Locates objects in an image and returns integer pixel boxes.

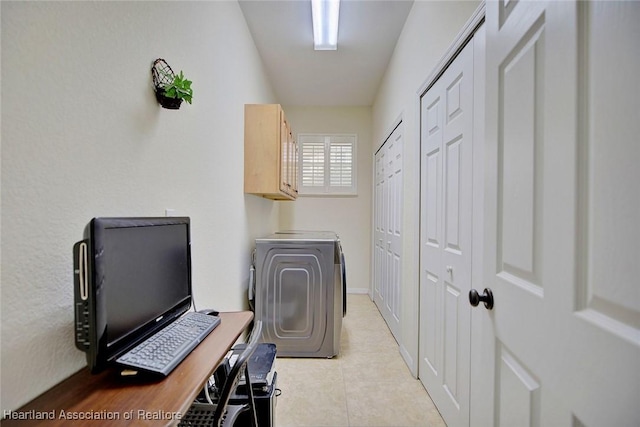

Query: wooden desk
[3,311,254,426]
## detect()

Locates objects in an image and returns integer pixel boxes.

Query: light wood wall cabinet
[244,104,298,200]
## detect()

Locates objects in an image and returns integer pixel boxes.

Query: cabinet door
[244,104,296,200]
[290,134,298,195]
[279,112,289,194]
[287,126,294,195]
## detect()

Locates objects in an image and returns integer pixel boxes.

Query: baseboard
[347,288,370,295]
[399,344,418,378]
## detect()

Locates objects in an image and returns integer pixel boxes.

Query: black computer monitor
[73,217,192,373]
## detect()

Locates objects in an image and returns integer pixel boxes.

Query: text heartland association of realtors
[3,409,182,421]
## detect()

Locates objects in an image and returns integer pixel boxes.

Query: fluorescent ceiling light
[312,0,340,50]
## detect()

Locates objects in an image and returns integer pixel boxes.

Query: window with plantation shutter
[298,134,357,195]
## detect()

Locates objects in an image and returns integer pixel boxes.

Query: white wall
[1,1,280,411]
[279,106,372,294]
[371,0,480,375]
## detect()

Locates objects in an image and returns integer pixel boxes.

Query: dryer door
[256,244,332,356]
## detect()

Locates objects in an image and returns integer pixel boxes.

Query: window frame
[297,133,358,196]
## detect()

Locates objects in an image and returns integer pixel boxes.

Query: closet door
[419,37,475,427]
[374,122,403,340]
[374,149,386,314]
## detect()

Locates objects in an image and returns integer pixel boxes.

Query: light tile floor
[274,294,446,427]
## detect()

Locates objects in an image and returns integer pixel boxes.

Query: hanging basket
[151,58,183,109]
[154,87,183,109]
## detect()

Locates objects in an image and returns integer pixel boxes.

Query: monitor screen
[101,222,191,348]
[74,217,192,372]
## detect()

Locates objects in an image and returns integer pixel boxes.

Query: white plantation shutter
[298,134,357,195]
[301,136,325,188]
[329,138,353,187]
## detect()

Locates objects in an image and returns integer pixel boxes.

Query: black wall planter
[152,58,181,110]
[154,87,183,110]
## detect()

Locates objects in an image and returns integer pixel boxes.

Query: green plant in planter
[162,70,193,104]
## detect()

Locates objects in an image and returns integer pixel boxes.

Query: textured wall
[1,1,278,411]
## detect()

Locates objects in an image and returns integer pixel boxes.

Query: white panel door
[374,148,385,307]
[419,37,475,427]
[472,1,640,425]
[374,123,403,341]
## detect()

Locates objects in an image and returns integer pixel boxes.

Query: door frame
[416,4,486,99]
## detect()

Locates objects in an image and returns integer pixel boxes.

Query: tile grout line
[339,355,352,426]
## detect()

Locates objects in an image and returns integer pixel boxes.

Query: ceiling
[238,0,414,106]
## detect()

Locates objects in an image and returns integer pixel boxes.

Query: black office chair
[179,320,262,427]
